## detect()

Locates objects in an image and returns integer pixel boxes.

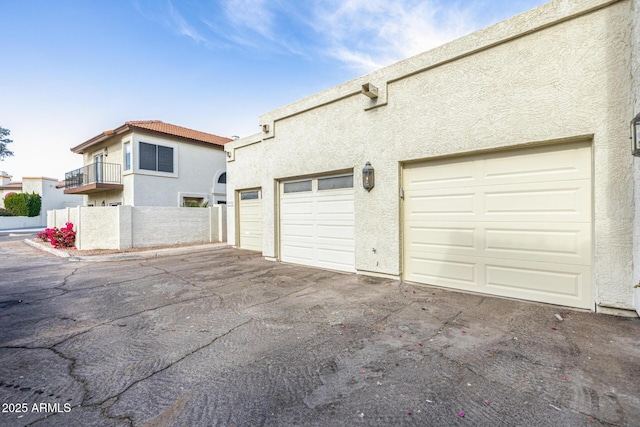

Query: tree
[0,126,14,160]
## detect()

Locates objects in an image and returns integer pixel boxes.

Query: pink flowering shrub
[38,222,76,249]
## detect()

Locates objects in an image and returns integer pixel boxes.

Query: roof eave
[70,124,131,154]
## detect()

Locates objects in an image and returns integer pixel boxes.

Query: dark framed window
[217,172,227,184]
[139,142,173,173]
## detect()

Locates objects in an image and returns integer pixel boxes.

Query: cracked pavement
[0,241,639,426]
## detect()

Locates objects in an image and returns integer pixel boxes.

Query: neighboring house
[226,0,640,316]
[0,172,22,205]
[0,171,83,227]
[64,120,232,207]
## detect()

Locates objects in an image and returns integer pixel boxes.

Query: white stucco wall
[47,206,226,250]
[0,177,82,228]
[227,0,636,312]
[81,131,227,207]
[129,132,227,207]
[84,137,126,206]
[131,206,208,247]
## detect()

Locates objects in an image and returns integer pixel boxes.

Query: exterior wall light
[632,113,640,156]
[362,161,375,191]
[361,83,378,99]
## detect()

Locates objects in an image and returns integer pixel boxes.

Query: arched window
[217,172,227,184]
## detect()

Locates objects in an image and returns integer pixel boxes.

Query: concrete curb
[24,238,70,258]
[24,239,229,262]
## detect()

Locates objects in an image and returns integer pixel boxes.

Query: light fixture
[632,113,640,156]
[103,147,108,157]
[361,83,378,99]
[362,161,375,191]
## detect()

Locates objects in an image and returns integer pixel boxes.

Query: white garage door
[280,174,355,272]
[403,141,592,309]
[238,189,262,252]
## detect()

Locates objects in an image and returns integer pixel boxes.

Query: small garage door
[403,141,592,309]
[238,189,262,252]
[280,174,355,272]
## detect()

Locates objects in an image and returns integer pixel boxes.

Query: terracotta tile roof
[124,121,232,147]
[71,120,233,153]
[0,182,22,190]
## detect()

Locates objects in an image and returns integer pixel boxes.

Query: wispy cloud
[311,0,478,71]
[134,0,545,72]
[166,0,208,45]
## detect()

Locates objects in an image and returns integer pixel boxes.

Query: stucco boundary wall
[0,215,45,230]
[47,205,226,250]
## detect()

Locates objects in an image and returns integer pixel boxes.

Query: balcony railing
[64,162,122,189]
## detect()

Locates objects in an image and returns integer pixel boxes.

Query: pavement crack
[149,265,201,289]
[243,283,319,309]
[100,318,253,406]
[49,294,225,349]
[428,310,463,340]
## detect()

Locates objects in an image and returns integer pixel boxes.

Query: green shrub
[4,192,41,217]
[27,192,41,217]
[0,208,13,216]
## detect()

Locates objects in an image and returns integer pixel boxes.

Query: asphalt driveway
[0,241,639,426]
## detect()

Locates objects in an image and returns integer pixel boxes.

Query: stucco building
[1,171,83,228]
[226,0,640,316]
[64,120,231,207]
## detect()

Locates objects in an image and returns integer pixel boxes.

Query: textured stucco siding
[0,177,82,227]
[48,206,226,250]
[130,133,226,207]
[80,207,120,250]
[86,137,125,206]
[227,0,637,311]
[132,207,209,247]
[632,0,640,314]
[83,132,227,207]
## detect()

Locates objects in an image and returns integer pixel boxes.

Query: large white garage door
[238,189,262,252]
[403,141,592,309]
[280,174,355,272]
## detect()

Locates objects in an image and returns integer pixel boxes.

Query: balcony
[64,162,123,194]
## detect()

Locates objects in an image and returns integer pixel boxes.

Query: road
[0,240,639,426]
[0,228,41,243]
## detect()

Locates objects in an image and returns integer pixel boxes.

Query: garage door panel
[406,182,589,223]
[485,263,584,297]
[403,141,592,309]
[317,246,355,270]
[405,254,478,286]
[405,192,476,217]
[281,175,355,273]
[317,224,354,241]
[281,244,314,263]
[281,199,313,216]
[281,222,314,240]
[484,224,589,264]
[483,145,590,184]
[406,221,589,265]
[406,226,476,250]
[484,181,590,220]
[405,159,476,189]
[238,196,263,252]
[405,143,591,191]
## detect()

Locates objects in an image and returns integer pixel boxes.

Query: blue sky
[0,0,547,180]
